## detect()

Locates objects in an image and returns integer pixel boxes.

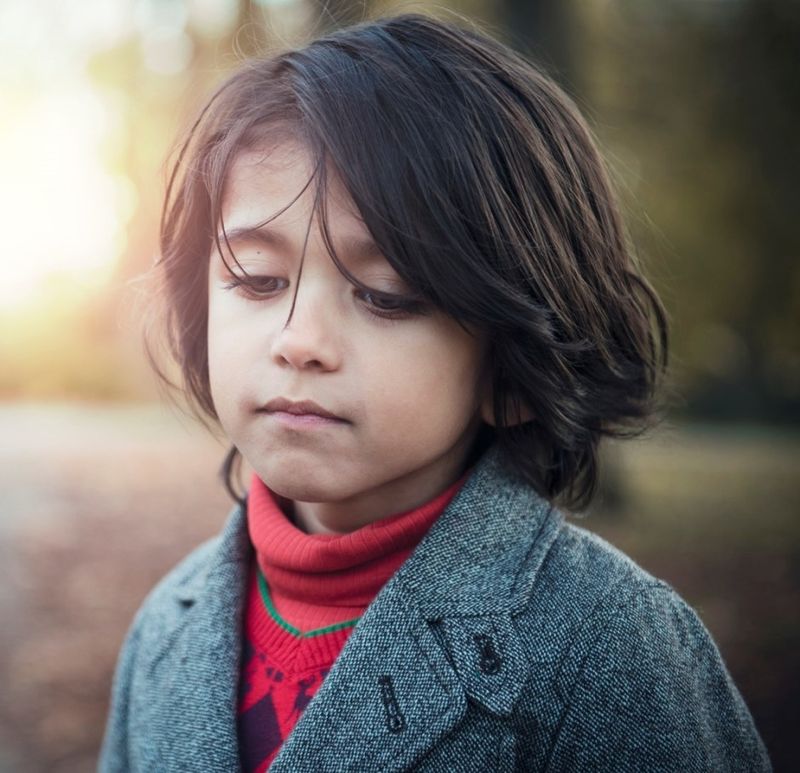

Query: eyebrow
[216,224,385,265]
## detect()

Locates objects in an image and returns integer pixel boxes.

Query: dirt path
[0,402,232,772]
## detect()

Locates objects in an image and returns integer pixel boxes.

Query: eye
[360,290,404,312]
[357,289,428,321]
[222,275,284,299]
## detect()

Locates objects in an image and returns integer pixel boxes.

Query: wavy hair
[147,12,669,511]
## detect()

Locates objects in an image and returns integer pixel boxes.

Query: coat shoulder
[509,518,772,772]
[100,500,252,772]
[552,518,664,591]
[141,532,222,619]
[151,533,222,599]
[516,516,733,699]
[517,517,669,636]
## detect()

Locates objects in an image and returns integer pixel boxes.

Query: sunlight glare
[0,86,133,310]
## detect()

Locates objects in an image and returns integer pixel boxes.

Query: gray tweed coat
[98,443,771,771]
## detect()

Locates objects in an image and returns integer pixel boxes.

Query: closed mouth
[261,397,345,421]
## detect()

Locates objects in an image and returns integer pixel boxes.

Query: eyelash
[220,275,427,322]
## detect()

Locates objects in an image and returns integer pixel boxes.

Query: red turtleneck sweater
[236,472,470,772]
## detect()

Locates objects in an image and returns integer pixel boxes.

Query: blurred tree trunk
[233,0,271,57]
[496,0,579,93]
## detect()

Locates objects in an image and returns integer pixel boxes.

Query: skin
[207,139,498,535]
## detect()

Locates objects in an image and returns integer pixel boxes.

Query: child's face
[207,139,491,534]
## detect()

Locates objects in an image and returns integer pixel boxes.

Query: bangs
[281,27,530,330]
[206,126,437,331]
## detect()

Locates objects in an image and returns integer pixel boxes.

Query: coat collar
[162,443,563,771]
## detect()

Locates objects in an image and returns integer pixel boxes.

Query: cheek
[207,288,257,360]
[206,302,226,387]
[363,328,483,421]
[418,324,484,390]
[206,293,247,416]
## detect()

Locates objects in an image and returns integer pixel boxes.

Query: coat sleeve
[97,611,144,773]
[543,583,772,772]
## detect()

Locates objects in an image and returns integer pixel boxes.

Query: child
[99,12,771,772]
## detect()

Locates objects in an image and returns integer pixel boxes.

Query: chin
[258,469,346,504]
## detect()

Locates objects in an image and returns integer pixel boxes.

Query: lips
[261,397,344,421]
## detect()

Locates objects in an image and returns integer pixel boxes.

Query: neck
[290,428,481,535]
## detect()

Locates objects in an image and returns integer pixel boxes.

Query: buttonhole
[473,633,502,675]
[378,675,407,734]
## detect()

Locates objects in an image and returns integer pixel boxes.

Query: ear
[478,376,535,427]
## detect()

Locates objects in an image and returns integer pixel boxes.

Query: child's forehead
[231,138,310,177]
[220,140,388,269]
[224,139,365,230]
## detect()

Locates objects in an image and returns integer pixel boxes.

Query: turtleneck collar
[246,469,471,631]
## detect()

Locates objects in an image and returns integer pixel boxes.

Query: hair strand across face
[145,12,670,512]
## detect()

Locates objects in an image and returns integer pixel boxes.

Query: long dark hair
[146,11,669,512]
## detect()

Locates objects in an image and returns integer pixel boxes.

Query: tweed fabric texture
[98,443,772,771]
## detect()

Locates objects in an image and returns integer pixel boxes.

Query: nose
[269,280,342,371]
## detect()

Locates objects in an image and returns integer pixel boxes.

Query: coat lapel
[270,443,563,771]
[153,442,563,772]
[141,515,251,770]
[268,578,468,772]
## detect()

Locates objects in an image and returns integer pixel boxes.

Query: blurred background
[0,0,797,770]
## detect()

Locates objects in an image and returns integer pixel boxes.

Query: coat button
[473,633,503,675]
